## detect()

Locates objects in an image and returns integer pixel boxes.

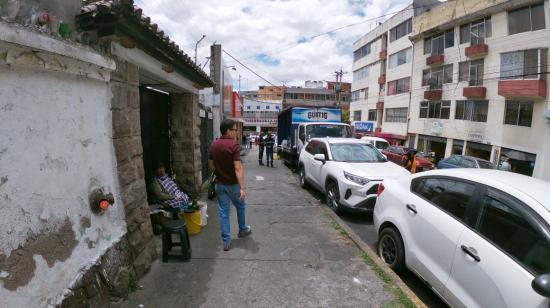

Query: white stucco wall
[0,27,125,306]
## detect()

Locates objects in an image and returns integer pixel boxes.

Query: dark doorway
[465,141,491,161]
[417,135,447,163]
[199,110,213,182]
[140,87,171,201]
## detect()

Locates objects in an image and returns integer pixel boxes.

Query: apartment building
[350,0,438,144]
[408,0,550,179]
[283,83,350,109]
[241,90,282,132]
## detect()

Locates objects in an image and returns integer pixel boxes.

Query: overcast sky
[135,0,411,90]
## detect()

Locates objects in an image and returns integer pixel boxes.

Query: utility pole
[334,68,347,107]
[194,34,206,64]
[238,74,242,93]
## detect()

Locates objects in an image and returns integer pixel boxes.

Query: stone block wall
[110,58,157,277]
[171,93,203,197]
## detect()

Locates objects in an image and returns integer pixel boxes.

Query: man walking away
[258,131,266,165]
[209,119,252,251]
[265,133,275,168]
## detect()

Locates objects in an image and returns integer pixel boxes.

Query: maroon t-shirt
[209,136,241,185]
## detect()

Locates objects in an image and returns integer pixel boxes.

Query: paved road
[123,147,399,307]
[288,157,449,308]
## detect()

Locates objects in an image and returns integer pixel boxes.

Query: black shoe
[223,242,231,251]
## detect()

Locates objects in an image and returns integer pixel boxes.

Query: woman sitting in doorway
[150,162,190,218]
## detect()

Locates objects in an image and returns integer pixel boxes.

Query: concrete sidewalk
[122,147,398,307]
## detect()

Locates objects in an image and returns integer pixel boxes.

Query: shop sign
[468,132,485,142]
[353,121,375,133]
[430,122,443,135]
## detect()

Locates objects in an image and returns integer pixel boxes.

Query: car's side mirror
[313,154,326,163]
[532,273,550,298]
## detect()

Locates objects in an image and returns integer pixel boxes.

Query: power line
[230,3,431,62]
[222,49,277,86]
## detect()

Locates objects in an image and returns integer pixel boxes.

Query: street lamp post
[194,34,206,64]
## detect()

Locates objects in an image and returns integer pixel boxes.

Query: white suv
[374,169,550,307]
[298,138,409,214]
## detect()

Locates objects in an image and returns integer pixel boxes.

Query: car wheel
[326,181,342,215]
[378,228,406,273]
[299,166,308,188]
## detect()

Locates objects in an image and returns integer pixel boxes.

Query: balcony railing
[465,42,488,58]
[463,86,486,98]
[426,54,444,66]
[498,79,547,99]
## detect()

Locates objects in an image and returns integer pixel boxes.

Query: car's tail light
[377,182,385,196]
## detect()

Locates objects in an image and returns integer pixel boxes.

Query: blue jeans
[215,184,248,244]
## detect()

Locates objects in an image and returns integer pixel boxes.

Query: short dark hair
[220,118,236,135]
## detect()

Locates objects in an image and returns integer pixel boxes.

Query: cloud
[135,0,410,89]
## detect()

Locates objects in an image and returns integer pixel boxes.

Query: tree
[341,109,351,124]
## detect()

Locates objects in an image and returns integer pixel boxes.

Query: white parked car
[374,169,550,308]
[360,136,390,151]
[298,138,409,214]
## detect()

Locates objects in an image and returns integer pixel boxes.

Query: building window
[422,64,453,89]
[266,106,270,110]
[387,77,410,95]
[388,47,412,69]
[508,4,545,35]
[455,100,489,122]
[256,106,260,110]
[452,139,464,155]
[424,30,454,55]
[276,106,280,110]
[353,41,372,61]
[385,107,408,123]
[360,88,368,99]
[500,49,547,80]
[504,101,533,127]
[460,17,492,44]
[353,110,362,121]
[351,89,366,102]
[368,109,377,121]
[247,106,251,110]
[390,18,412,42]
[419,101,451,119]
[459,59,484,86]
[353,64,371,81]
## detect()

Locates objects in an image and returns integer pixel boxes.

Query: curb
[320,206,427,308]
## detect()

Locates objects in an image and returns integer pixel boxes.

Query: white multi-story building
[350,0,439,144]
[242,97,282,132]
[408,0,550,179]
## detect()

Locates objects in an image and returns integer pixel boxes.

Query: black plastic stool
[161,220,191,262]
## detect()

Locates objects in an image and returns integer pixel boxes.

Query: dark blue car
[437,155,496,169]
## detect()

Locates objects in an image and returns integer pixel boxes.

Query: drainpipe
[406,36,415,148]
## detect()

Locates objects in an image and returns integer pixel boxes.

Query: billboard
[291,107,341,123]
[353,121,375,133]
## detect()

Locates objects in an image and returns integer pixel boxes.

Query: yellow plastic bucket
[180,210,202,235]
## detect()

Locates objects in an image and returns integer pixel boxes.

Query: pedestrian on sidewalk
[209,119,252,251]
[265,133,275,168]
[258,131,266,165]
